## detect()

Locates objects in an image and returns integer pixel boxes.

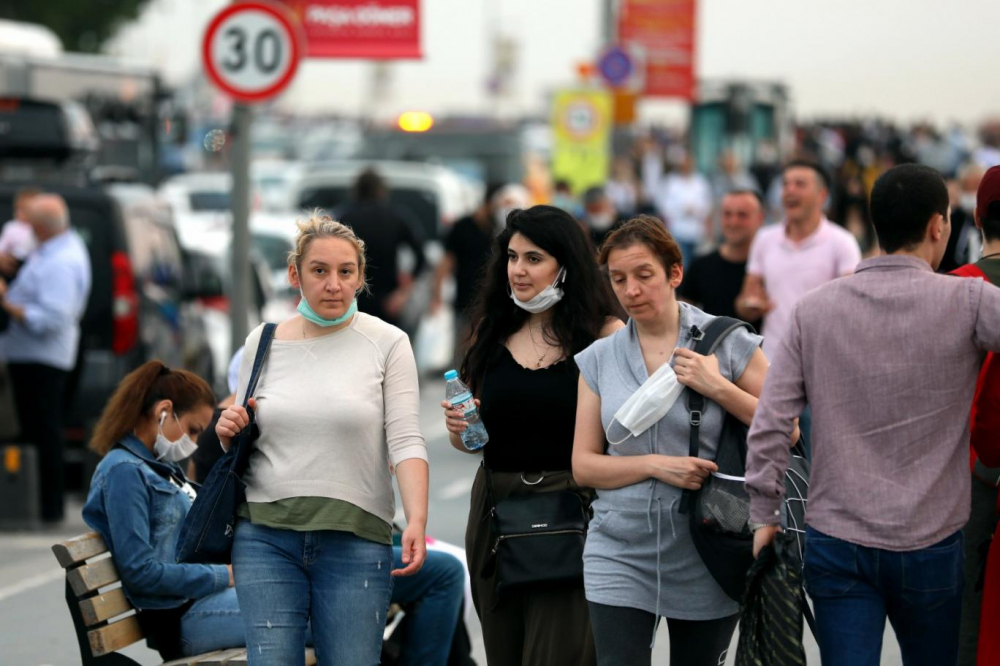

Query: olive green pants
[465,464,596,666]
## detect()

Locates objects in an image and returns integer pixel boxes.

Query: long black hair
[460,205,619,395]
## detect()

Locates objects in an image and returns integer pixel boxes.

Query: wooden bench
[52,532,317,665]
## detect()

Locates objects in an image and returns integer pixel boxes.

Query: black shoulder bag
[484,462,589,602]
[175,323,276,564]
[679,317,811,601]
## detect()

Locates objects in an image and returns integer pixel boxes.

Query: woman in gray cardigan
[572,216,771,666]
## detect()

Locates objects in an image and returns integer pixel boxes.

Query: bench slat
[87,615,143,656]
[52,532,108,569]
[197,648,249,664]
[79,587,133,626]
[161,649,238,666]
[68,557,119,597]
[212,647,316,665]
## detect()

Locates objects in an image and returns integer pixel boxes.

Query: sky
[106,0,1000,126]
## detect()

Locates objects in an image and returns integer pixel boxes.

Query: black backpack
[678,317,810,601]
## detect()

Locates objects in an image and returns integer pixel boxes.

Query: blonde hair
[288,211,368,291]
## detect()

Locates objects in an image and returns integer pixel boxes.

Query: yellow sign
[551,89,613,194]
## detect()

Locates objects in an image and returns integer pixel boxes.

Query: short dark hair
[583,186,607,208]
[983,201,1000,242]
[783,159,831,191]
[484,182,506,206]
[353,168,386,201]
[724,188,765,210]
[869,164,949,254]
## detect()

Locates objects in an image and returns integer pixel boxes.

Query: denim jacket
[83,436,229,610]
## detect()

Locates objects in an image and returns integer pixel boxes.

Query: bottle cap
[444,370,458,381]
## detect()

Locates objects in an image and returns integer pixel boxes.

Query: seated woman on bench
[83,361,243,659]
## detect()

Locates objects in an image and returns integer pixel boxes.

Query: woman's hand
[216,397,256,451]
[392,522,427,577]
[672,348,727,400]
[441,399,479,436]
[226,564,235,587]
[649,455,718,490]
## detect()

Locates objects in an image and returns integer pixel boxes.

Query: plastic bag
[414,307,455,374]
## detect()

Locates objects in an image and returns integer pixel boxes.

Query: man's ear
[928,213,946,243]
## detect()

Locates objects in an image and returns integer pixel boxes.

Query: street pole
[230,102,252,356]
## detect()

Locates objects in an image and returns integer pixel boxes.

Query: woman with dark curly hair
[441,205,622,666]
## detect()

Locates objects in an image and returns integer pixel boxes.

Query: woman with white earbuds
[83,361,245,660]
[441,205,623,666]
[572,215,770,666]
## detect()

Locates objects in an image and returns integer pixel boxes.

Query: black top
[444,215,494,316]
[678,249,762,331]
[479,346,580,473]
[190,407,225,484]
[339,201,427,324]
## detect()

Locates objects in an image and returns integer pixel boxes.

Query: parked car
[0,182,215,486]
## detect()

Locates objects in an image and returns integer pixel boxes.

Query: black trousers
[9,362,68,522]
[589,601,738,666]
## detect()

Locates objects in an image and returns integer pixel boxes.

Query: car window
[123,204,183,292]
[252,233,293,273]
[189,190,230,212]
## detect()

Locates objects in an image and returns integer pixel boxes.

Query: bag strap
[242,323,277,408]
[679,317,756,514]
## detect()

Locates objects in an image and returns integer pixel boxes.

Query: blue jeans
[179,587,244,656]
[233,520,393,666]
[390,548,465,666]
[803,526,964,666]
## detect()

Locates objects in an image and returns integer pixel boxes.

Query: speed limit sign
[202,1,303,103]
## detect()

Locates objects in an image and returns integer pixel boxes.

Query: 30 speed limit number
[202,1,302,103]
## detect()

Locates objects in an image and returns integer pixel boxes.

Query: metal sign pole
[230,102,252,356]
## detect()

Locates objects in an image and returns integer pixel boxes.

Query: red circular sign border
[202,1,303,104]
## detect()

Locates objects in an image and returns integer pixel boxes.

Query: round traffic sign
[597,46,634,87]
[202,1,302,103]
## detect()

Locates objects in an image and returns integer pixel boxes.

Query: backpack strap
[678,316,756,514]
[243,323,277,408]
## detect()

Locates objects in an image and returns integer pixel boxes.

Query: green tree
[2,1,154,53]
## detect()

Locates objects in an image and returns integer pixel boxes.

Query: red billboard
[618,0,696,100]
[281,0,422,59]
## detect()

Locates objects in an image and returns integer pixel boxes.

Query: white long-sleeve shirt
[235,314,428,524]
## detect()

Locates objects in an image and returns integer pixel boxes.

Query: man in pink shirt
[736,160,861,360]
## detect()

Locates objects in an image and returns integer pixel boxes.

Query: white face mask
[510,268,566,314]
[606,358,684,445]
[154,412,198,462]
[589,212,616,231]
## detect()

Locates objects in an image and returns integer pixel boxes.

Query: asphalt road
[0,376,902,665]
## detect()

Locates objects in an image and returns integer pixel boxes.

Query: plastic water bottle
[444,369,488,451]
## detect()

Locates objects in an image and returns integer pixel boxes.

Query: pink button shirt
[747,219,861,358]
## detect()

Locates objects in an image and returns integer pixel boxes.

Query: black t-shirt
[479,346,580,473]
[339,201,427,322]
[678,250,762,332]
[191,407,225,484]
[444,215,494,316]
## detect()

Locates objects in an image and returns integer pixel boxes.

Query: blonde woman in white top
[217,214,429,666]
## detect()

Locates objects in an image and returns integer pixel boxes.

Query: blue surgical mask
[297,291,358,327]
